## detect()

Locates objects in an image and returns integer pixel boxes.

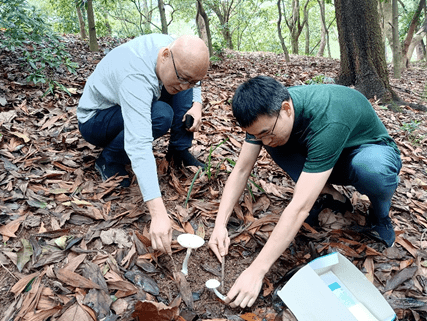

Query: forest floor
[0,35,427,321]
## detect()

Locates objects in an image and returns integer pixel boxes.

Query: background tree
[158,0,168,34]
[392,0,401,78]
[334,0,397,101]
[204,0,243,49]
[277,0,291,61]
[196,0,213,57]
[76,0,87,40]
[85,0,99,51]
[281,0,310,54]
[402,0,426,67]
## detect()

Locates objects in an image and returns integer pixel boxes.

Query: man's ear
[282,100,292,116]
[159,47,169,64]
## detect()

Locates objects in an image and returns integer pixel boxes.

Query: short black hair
[232,75,290,128]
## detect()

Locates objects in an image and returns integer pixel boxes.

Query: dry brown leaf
[0,215,27,240]
[131,300,179,321]
[57,302,94,321]
[363,257,375,283]
[11,272,40,296]
[25,306,62,321]
[55,268,101,289]
[63,254,87,272]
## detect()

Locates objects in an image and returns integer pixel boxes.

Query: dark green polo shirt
[245,84,399,173]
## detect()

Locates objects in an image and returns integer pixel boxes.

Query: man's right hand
[147,198,172,255]
[208,226,230,262]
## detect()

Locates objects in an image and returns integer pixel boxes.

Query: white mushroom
[205,279,227,301]
[177,233,205,276]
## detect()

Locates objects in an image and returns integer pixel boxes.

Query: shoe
[95,155,131,187]
[166,147,205,169]
[305,194,353,227]
[352,215,395,247]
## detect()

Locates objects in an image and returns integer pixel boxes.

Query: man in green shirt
[208,76,401,308]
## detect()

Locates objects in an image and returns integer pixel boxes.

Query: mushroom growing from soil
[177,233,205,276]
[205,279,227,301]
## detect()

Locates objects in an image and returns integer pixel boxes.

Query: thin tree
[317,0,327,57]
[85,0,99,51]
[277,0,290,61]
[391,0,401,78]
[402,0,426,67]
[196,0,213,57]
[282,0,310,54]
[76,0,87,40]
[158,0,167,34]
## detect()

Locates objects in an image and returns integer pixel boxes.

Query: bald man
[77,34,210,254]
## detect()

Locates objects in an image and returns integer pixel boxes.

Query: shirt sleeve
[303,122,351,173]
[119,74,161,201]
[192,84,202,104]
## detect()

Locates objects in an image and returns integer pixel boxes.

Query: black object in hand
[184,114,194,129]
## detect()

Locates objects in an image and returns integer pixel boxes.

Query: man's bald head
[156,35,209,95]
[169,35,209,79]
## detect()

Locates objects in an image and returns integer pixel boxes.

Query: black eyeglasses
[170,50,200,86]
[255,111,280,139]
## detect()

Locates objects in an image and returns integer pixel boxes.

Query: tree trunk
[391,0,401,78]
[86,0,99,52]
[402,0,426,67]
[406,19,427,64]
[158,0,168,34]
[104,12,112,37]
[196,0,213,57]
[335,0,397,101]
[142,0,152,34]
[380,0,393,59]
[277,0,290,61]
[317,0,327,57]
[76,2,87,40]
[305,17,310,55]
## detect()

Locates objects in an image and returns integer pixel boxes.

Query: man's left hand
[183,102,202,132]
[224,266,265,308]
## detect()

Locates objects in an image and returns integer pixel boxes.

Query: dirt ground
[1,35,427,321]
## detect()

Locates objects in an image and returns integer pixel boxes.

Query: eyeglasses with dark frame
[254,111,281,140]
[170,50,201,86]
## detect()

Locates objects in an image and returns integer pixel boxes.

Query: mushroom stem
[181,248,192,275]
[212,288,227,301]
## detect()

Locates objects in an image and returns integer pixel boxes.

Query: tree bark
[391,0,401,78]
[86,0,99,52]
[284,0,309,54]
[406,19,427,64]
[317,0,327,57]
[402,0,426,67]
[196,0,213,57]
[76,2,87,40]
[277,0,290,61]
[158,0,168,34]
[335,0,397,101]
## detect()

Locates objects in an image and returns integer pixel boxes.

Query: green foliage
[305,74,335,85]
[400,120,425,145]
[0,0,78,96]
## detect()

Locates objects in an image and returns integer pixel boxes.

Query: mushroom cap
[205,279,221,289]
[177,233,205,249]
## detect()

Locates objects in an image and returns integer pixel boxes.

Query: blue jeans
[78,87,194,165]
[265,142,402,220]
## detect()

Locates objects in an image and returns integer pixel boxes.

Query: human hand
[183,102,202,132]
[208,226,230,262]
[224,266,264,308]
[149,213,172,255]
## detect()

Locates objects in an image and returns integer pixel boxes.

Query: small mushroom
[177,233,205,276]
[205,279,226,301]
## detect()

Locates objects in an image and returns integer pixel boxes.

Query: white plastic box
[277,252,396,321]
